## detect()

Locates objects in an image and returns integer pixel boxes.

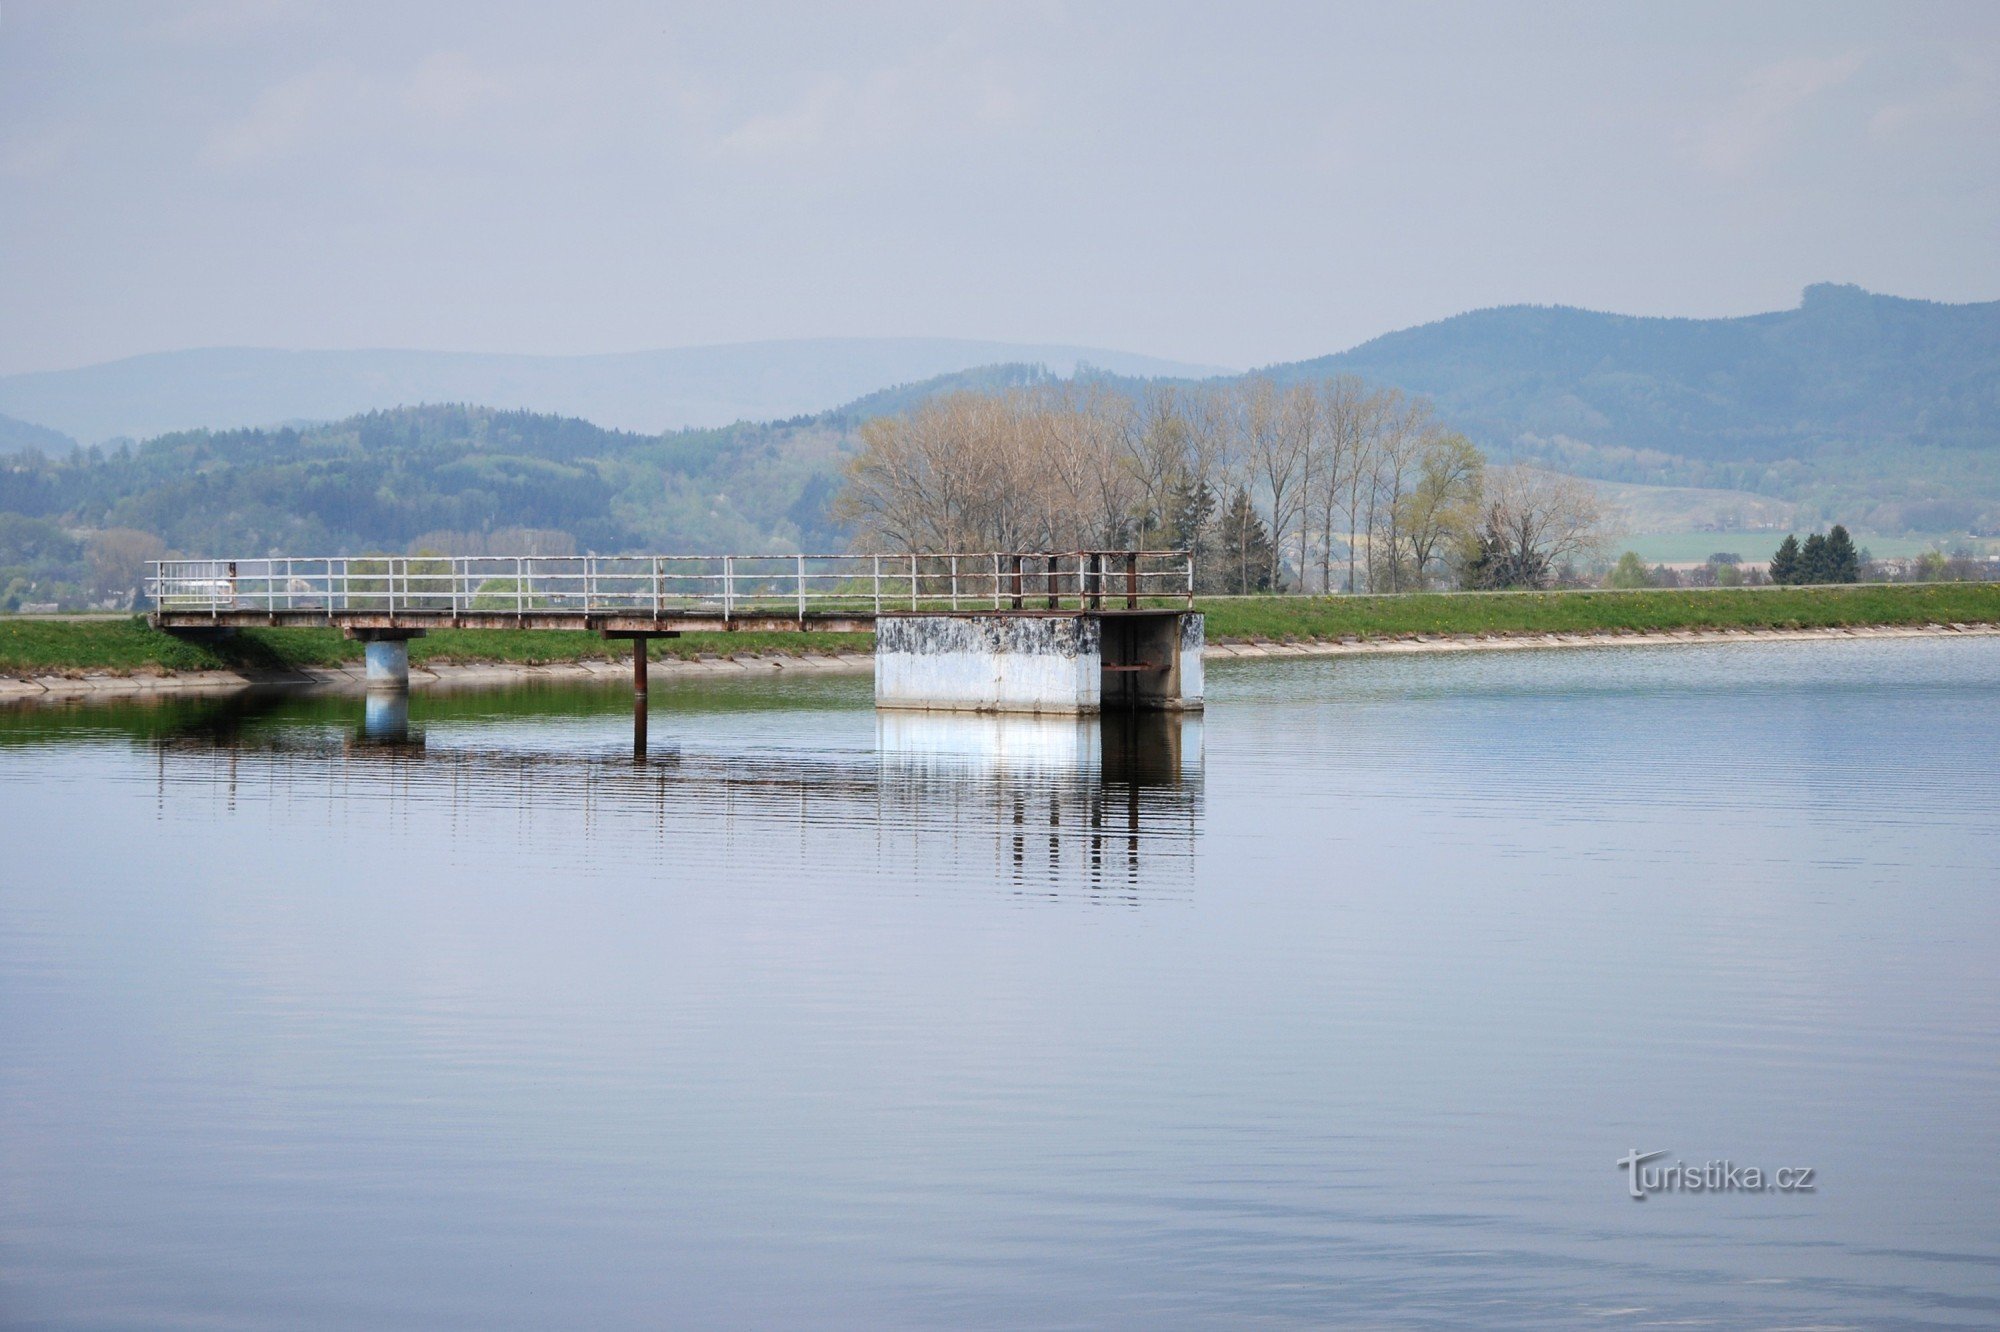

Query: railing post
[909,554,918,611]
[723,555,735,621]
[872,555,881,615]
[515,556,524,616]
[1126,552,1138,609]
[654,557,662,618]
[797,553,807,620]
[1046,556,1058,611]
[950,554,959,611]
[991,553,1001,610]
[1011,554,1023,610]
[1186,550,1195,606]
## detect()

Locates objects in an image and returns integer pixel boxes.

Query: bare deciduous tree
[1460,466,1610,589]
[833,376,1600,601]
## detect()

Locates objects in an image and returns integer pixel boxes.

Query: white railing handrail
[146,550,1195,618]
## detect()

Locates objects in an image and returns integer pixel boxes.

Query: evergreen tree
[1167,472,1217,588]
[1799,532,1830,583]
[1768,533,1801,584]
[1824,524,1860,583]
[1217,487,1274,594]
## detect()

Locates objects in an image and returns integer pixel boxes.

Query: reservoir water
[3,638,1997,1328]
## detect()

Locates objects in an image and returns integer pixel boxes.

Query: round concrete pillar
[364,637,410,689]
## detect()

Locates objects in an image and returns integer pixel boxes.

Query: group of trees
[1769,526,1861,584]
[836,378,1607,592]
[0,513,164,612]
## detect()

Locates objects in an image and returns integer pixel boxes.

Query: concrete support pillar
[344,628,425,691]
[363,637,410,689]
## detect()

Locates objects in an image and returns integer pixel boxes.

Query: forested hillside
[1272,284,2000,530]
[0,404,853,610]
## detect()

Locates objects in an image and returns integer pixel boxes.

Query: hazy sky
[3,0,1996,375]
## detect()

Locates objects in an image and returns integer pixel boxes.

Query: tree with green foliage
[1799,532,1831,583]
[1217,487,1275,593]
[1824,524,1860,583]
[1605,551,1652,588]
[1769,534,1802,584]
[1168,473,1219,591]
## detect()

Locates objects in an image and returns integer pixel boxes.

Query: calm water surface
[3,639,1998,1329]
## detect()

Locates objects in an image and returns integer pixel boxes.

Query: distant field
[1616,530,1975,564]
[5,584,2000,678]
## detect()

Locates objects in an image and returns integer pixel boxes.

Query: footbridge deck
[147,550,1194,634]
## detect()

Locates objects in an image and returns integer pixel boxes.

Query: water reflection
[118,688,1203,900]
[877,710,1203,894]
[359,691,419,748]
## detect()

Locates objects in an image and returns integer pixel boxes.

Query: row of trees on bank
[835,379,1608,592]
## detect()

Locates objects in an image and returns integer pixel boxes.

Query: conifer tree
[1217,487,1275,594]
[1824,524,1860,583]
[1768,534,1801,585]
[1168,474,1219,592]
[1799,532,1830,583]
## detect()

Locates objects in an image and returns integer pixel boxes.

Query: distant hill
[0,404,851,569]
[0,413,74,456]
[1266,284,2000,529]
[0,339,1230,444]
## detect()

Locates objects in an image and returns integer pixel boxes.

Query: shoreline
[4,621,1995,701]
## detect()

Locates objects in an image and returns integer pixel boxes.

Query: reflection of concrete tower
[875,708,1203,895]
[360,691,411,745]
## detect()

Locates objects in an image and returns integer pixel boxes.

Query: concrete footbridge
[147,550,1205,717]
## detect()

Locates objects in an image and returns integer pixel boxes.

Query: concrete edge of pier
[4,621,1997,702]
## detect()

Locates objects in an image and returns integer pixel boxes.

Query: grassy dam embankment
[3,583,1998,680]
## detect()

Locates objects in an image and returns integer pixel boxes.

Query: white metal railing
[147,551,1195,618]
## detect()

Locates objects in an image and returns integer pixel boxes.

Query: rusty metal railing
[147,550,1195,620]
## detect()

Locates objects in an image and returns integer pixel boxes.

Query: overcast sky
[3,0,1996,375]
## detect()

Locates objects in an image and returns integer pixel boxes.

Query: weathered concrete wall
[1178,612,1205,708]
[876,615,1101,714]
[1098,611,1204,711]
